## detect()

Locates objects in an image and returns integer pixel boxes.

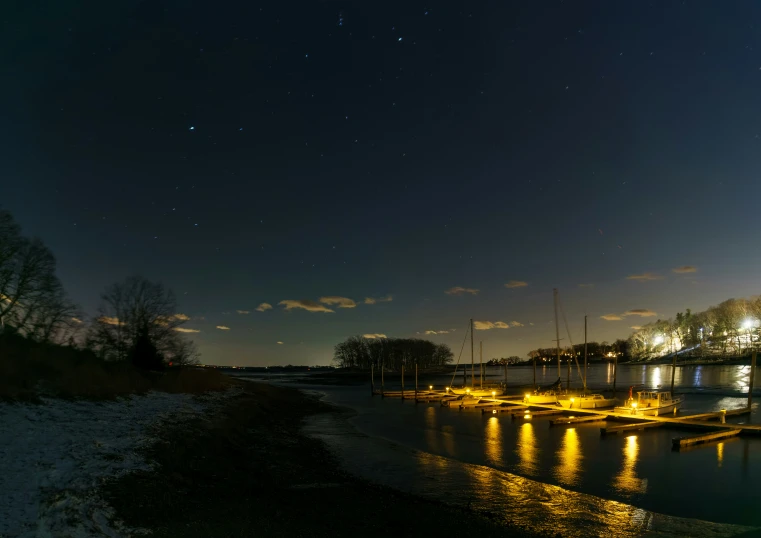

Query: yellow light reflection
[516,423,539,475]
[442,424,456,457]
[717,442,724,468]
[553,427,582,486]
[614,435,647,495]
[424,406,439,452]
[484,416,503,467]
[652,367,661,387]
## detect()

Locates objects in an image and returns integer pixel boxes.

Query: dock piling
[749,351,756,409]
[415,363,418,401]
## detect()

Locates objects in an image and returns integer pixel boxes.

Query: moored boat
[614,388,683,416]
[558,393,617,409]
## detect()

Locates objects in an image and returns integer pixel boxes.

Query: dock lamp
[430,385,433,391]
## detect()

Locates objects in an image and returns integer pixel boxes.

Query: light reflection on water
[553,427,582,486]
[614,435,647,495]
[516,422,539,475]
[305,412,754,537]
[484,416,502,467]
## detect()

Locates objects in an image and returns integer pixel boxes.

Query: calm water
[256,364,761,536]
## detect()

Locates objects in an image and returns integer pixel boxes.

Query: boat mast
[470,318,474,388]
[479,341,483,389]
[584,315,588,393]
[554,288,561,381]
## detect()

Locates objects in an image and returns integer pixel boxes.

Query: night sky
[4,1,761,365]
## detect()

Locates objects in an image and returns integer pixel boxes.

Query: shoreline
[104,380,545,537]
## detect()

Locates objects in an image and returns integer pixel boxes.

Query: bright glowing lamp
[743,319,753,330]
[429,385,433,390]
[525,393,531,399]
[631,402,638,408]
[492,391,496,397]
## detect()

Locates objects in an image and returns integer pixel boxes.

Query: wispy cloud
[256,303,273,312]
[363,333,387,339]
[626,272,663,282]
[424,330,450,335]
[474,321,510,330]
[319,296,357,309]
[445,286,479,296]
[277,341,284,345]
[172,313,190,321]
[672,265,698,274]
[578,283,594,288]
[510,321,524,327]
[216,325,231,331]
[630,326,643,330]
[175,327,201,333]
[236,310,250,315]
[98,316,121,326]
[71,317,83,324]
[623,309,657,317]
[279,300,334,313]
[504,280,528,289]
[365,295,393,304]
[601,308,657,321]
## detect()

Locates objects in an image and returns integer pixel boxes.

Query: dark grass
[103,382,548,538]
[0,332,233,401]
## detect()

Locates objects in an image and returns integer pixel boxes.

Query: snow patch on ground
[0,389,238,538]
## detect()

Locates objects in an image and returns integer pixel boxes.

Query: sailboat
[444,320,499,406]
[558,315,617,409]
[524,289,564,405]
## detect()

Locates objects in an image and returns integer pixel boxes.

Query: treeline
[628,297,761,360]
[0,209,198,370]
[333,336,453,370]
[527,340,630,361]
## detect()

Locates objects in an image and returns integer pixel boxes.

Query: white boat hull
[524,394,559,404]
[614,398,683,416]
[558,396,617,409]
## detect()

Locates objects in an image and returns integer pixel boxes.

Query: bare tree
[88,275,198,366]
[0,210,77,342]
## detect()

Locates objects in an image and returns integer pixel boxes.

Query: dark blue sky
[3,1,761,365]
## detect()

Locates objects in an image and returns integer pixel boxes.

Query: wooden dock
[512,408,565,420]
[673,429,743,448]
[551,414,608,426]
[679,408,750,421]
[602,421,666,435]
[493,399,761,437]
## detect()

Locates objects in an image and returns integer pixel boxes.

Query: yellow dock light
[492,391,496,398]
[429,385,433,391]
[631,402,638,408]
[466,388,470,394]
[445,387,449,393]
[570,398,575,403]
[525,393,530,399]
[493,410,497,414]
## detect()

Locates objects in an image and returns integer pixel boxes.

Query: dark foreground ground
[104,381,546,538]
